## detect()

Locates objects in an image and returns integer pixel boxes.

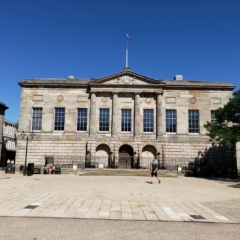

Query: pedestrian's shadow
[228,184,240,188]
[145,181,152,184]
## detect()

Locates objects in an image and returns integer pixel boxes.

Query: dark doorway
[119,145,133,169]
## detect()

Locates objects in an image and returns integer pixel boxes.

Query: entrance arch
[119,145,134,169]
[96,144,110,167]
[142,145,157,168]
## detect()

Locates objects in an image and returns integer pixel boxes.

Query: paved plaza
[0,217,240,240]
[0,171,240,239]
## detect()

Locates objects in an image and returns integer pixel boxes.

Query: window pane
[77,108,87,131]
[166,110,176,133]
[211,110,217,123]
[99,109,109,131]
[54,108,65,131]
[32,108,42,131]
[121,109,131,132]
[143,109,153,132]
[188,110,199,133]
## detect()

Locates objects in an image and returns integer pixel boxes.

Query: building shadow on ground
[183,143,238,181]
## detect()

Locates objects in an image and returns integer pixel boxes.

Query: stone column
[89,92,96,135]
[237,142,240,176]
[134,93,141,137]
[156,93,163,137]
[112,92,118,136]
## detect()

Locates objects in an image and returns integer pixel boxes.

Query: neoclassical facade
[16,68,235,169]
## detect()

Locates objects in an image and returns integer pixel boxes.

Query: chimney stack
[174,75,183,80]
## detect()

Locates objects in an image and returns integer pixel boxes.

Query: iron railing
[43,155,236,177]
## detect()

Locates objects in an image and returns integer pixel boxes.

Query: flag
[126,34,131,40]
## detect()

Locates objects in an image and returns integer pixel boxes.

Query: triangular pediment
[90,69,164,86]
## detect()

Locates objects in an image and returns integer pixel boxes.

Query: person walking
[150,160,161,184]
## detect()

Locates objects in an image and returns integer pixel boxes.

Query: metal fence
[49,156,199,170]
[45,155,236,177]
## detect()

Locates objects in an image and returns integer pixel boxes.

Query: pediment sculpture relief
[115,76,136,84]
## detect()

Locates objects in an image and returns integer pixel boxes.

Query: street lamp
[161,143,165,169]
[21,131,35,176]
[157,152,160,169]
[137,142,140,169]
[2,137,9,170]
[113,142,115,168]
[88,141,92,167]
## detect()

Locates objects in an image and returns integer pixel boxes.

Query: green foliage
[204,90,240,148]
[15,121,18,131]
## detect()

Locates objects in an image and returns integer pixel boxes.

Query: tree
[204,90,240,149]
[15,121,18,131]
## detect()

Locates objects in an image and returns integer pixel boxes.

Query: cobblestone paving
[0,217,240,240]
[0,173,240,224]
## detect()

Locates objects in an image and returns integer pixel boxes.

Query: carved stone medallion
[190,97,196,104]
[57,95,64,102]
[101,97,108,103]
[145,98,152,104]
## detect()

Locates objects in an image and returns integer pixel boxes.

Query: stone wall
[18,87,232,137]
[15,137,213,169]
[237,142,240,175]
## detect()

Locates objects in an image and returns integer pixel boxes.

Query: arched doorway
[96,144,111,167]
[119,145,133,169]
[142,145,157,168]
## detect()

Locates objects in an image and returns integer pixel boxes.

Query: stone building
[1,119,17,167]
[16,68,235,170]
[0,102,9,168]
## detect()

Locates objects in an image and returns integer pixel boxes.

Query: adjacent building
[0,102,9,168]
[16,68,235,170]
[2,119,17,167]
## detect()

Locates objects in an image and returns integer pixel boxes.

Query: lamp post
[2,137,8,170]
[21,131,35,176]
[88,141,92,167]
[157,152,160,169]
[113,142,115,168]
[137,142,140,169]
[161,143,165,170]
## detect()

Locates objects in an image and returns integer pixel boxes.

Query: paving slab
[0,172,240,224]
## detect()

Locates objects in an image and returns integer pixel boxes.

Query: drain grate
[24,205,39,209]
[190,215,205,219]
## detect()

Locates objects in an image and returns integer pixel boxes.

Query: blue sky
[1,0,240,122]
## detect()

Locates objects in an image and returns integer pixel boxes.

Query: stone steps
[67,168,178,177]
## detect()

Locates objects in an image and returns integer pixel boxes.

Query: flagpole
[126,37,128,68]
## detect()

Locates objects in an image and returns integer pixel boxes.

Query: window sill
[166,132,177,134]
